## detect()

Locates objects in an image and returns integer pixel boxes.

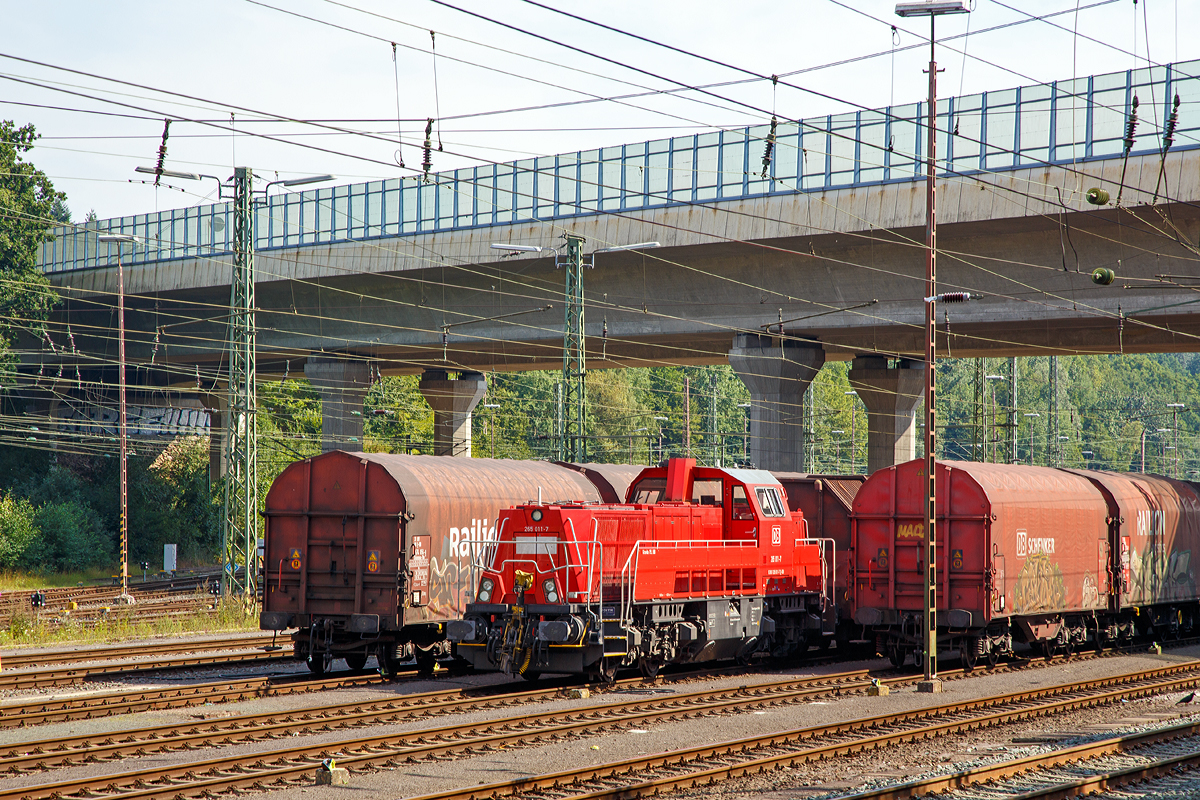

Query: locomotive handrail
[461,531,604,611]
[617,539,758,630]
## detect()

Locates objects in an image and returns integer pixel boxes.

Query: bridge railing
[40,60,1200,274]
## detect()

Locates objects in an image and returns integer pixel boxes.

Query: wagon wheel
[520,671,542,682]
[639,656,663,679]
[960,641,978,673]
[305,652,326,676]
[594,657,620,684]
[887,644,906,669]
[415,647,438,676]
[1041,640,1055,662]
[344,653,368,672]
[986,646,1001,669]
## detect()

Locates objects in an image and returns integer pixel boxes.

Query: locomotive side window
[691,479,723,505]
[631,478,666,504]
[731,486,754,519]
[755,486,786,517]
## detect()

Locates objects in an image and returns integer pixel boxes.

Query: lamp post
[1023,412,1040,465]
[895,0,969,693]
[654,416,669,463]
[98,233,141,604]
[984,375,1005,462]
[845,390,858,474]
[1168,403,1186,478]
[831,431,846,472]
[737,403,752,466]
[483,404,500,458]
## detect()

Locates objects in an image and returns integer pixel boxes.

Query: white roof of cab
[723,468,781,486]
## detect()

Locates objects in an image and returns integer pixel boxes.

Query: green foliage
[25,500,110,572]
[142,437,219,564]
[0,492,37,568]
[0,121,62,375]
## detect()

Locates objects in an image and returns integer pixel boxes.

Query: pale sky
[3,0,1195,221]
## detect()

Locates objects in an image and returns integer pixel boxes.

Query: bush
[25,500,111,572]
[0,493,37,568]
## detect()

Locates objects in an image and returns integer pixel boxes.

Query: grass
[0,593,261,649]
[0,569,117,592]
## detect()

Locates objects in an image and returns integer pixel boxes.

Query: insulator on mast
[1123,95,1140,154]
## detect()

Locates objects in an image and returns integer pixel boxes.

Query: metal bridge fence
[40,60,1200,274]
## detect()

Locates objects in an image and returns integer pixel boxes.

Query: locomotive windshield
[755,486,786,517]
[630,478,665,504]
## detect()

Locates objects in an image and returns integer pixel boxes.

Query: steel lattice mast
[222,166,258,597]
[559,233,589,462]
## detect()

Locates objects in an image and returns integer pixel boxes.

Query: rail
[40,60,1200,274]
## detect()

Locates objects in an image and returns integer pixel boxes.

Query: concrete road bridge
[22,59,1200,475]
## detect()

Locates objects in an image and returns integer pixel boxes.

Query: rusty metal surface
[263,452,604,627]
[774,473,865,617]
[1118,472,1200,607]
[853,460,1108,623]
[557,461,646,503]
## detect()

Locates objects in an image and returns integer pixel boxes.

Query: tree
[0,121,62,376]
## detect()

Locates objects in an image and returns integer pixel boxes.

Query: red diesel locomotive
[447,458,834,680]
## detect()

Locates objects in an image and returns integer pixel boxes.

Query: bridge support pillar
[304,357,371,453]
[848,356,925,474]
[728,334,824,472]
[200,393,227,483]
[418,370,486,457]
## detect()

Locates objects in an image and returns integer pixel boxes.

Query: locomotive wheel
[520,671,542,682]
[639,657,663,679]
[305,653,326,675]
[344,654,368,672]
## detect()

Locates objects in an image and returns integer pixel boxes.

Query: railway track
[0,634,292,691]
[0,670,386,728]
[842,718,1200,799]
[5,660,1200,800]
[0,667,875,777]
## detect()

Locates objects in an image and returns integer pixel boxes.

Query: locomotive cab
[448,458,835,680]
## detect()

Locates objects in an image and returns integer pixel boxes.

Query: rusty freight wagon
[259,451,612,676]
[1070,470,1200,639]
[774,473,866,651]
[852,460,1110,669]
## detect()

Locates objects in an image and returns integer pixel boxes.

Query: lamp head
[895,1,969,17]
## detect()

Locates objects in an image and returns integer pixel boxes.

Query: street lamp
[895,0,969,694]
[1023,412,1040,465]
[654,416,670,463]
[984,375,1005,463]
[98,232,142,605]
[483,403,500,459]
[1168,403,1186,478]
[736,403,752,465]
[845,390,859,474]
